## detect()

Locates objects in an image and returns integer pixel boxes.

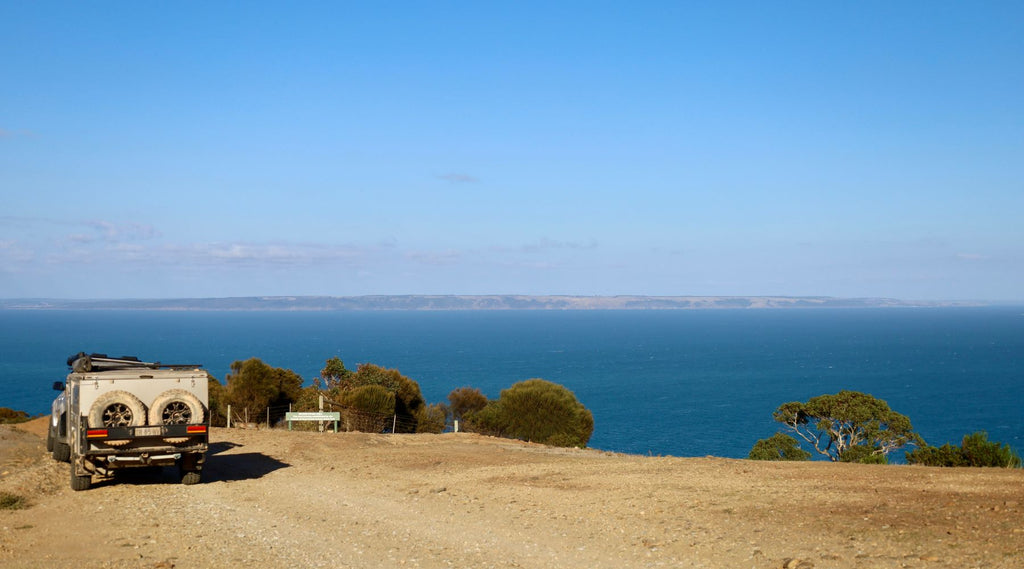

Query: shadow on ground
[88,441,290,488]
[203,451,290,482]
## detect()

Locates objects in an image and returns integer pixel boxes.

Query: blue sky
[2,2,1022,301]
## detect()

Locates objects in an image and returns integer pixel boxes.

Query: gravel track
[2,419,1023,568]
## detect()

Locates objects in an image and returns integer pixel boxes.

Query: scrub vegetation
[206,356,593,447]
[752,390,1020,467]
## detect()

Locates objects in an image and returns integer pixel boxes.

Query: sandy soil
[2,417,1022,569]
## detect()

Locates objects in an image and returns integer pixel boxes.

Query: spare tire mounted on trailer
[88,391,148,428]
[149,389,205,425]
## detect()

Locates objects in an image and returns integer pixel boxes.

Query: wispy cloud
[404,249,463,265]
[492,237,599,254]
[436,173,480,184]
[0,128,35,139]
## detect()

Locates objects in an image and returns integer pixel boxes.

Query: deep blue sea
[1,308,1021,459]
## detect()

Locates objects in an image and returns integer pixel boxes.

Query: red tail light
[87,429,108,438]
[186,425,207,434]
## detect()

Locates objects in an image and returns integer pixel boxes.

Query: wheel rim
[102,404,133,427]
[161,401,192,424]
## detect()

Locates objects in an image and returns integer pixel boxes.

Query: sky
[1,2,1022,301]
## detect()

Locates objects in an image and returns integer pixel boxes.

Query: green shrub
[342,364,426,433]
[470,379,593,448]
[415,403,448,434]
[0,408,30,424]
[908,432,1021,468]
[838,444,888,465]
[0,491,28,510]
[448,387,488,421]
[749,433,811,461]
[340,384,395,432]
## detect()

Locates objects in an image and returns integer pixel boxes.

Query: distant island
[0,295,982,311]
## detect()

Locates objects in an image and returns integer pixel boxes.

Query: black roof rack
[66,352,202,372]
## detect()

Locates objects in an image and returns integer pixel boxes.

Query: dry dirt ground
[2,418,1022,569]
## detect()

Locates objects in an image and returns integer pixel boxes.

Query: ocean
[1,307,1021,459]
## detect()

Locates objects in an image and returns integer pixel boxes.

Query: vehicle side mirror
[52,381,65,391]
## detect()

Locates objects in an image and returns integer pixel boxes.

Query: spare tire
[149,389,205,426]
[88,391,147,428]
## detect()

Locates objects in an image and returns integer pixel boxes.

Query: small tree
[907,432,1021,468]
[448,387,488,421]
[473,379,594,448]
[749,433,811,461]
[773,390,922,462]
[207,373,228,427]
[340,384,395,432]
[317,356,352,390]
[322,362,427,433]
[225,358,304,425]
[415,403,448,434]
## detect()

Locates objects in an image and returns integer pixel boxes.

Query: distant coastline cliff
[0,295,981,311]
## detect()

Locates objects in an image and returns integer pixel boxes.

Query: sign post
[284,411,341,432]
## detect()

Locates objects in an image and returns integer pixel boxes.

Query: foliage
[907,432,1022,468]
[773,390,922,462]
[339,384,395,432]
[749,433,811,461]
[415,403,448,434]
[316,360,427,433]
[346,363,426,433]
[0,407,30,424]
[224,358,304,425]
[0,491,28,510]
[838,444,888,464]
[447,387,488,421]
[206,373,228,427]
[471,379,594,448]
[316,356,352,390]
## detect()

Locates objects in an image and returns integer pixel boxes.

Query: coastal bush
[316,356,353,390]
[347,363,426,433]
[907,432,1021,468]
[447,387,488,421]
[315,360,428,433]
[339,384,395,432]
[415,403,448,434]
[772,390,922,462]
[748,433,810,461]
[472,379,593,448]
[838,444,888,465]
[224,358,303,426]
[206,373,228,427]
[0,407,30,424]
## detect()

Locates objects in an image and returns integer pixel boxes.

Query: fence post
[392,414,397,433]
[454,419,459,433]
[226,404,232,428]
[266,407,270,429]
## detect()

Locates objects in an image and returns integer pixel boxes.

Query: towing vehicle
[48,352,209,491]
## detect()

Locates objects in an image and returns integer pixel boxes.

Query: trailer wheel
[52,441,71,463]
[181,470,201,485]
[70,466,91,491]
[149,389,205,426]
[88,391,147,428]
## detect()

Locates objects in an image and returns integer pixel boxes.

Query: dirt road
[2,419,1022,568]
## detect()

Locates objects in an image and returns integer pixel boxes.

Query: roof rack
[66,352,202,373]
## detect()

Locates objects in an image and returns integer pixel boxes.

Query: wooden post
[319,394,325,433]
[454,419,459,433]
[226,404,232,428]
[392,414,397,433]
[266,407,270,428]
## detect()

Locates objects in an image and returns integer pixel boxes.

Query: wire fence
[218,397,450,434]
